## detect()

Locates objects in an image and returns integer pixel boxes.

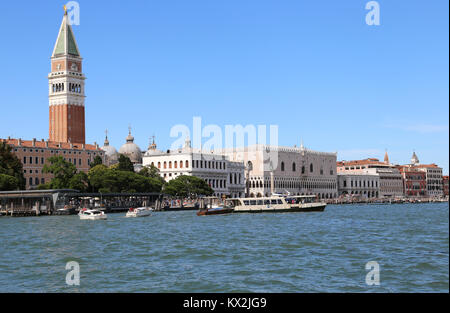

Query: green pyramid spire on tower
[52,8,80,57]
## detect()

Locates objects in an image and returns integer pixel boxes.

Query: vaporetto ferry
[225,195,326,213]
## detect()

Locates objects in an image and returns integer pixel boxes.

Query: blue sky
[0,0,448,173]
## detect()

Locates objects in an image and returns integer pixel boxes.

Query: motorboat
[197,205,234,216]
[54,205,77,215]
[125,207,152,218]
[283,195,327,212]
[196,196,234,216]
[78,208,107,220]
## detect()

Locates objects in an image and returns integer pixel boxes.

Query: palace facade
[221,143,338,199]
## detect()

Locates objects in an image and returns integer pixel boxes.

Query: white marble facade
[221,144,338,199]
[142,139,246,197]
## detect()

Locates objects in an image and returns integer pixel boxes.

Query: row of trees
[38,154,165,193]
[0,141,214,197]
[37,154,214,197]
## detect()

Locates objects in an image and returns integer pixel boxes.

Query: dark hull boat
[197,207,234,216]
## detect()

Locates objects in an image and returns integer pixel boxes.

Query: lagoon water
[0,203,448,293]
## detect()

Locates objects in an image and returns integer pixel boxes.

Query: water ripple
[0,203,448,292]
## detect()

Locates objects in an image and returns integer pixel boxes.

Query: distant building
[1,138,104,189]
[396,165,427,197]
[403,151,444,198]
[142,138,245,198]
[415,164,443,198]
[221,143,338,199]
[337,153,403,198]
[443,176,449,197]
[337,172,380,198]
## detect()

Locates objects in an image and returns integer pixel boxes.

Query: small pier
[1,208,40,217]
[0,189,72,217]
[0,190,162,217]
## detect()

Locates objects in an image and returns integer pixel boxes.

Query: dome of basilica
[100,134,119,165]
[119,130,142,164]
[144,136,162,156]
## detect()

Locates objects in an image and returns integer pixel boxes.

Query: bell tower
[48,7,85,144]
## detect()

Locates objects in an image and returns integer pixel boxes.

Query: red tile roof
[1,138,100,151]
[337,158,386,167]
[413,164,440,169]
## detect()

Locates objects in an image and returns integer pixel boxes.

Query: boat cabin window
[264,199,271,205]
[243,200,250,205]
[257,200,263,205]
[271,199,278,205]
[287,198,301,204]
[277,199,283,204]
[250,200,257,205]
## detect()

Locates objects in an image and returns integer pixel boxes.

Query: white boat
[78,208,107,220]
[225,195,326,213]
[125,207,152,218]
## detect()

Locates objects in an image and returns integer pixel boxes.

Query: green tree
[138,164,165,185]
[42,156,77,189]
[117,154,134,172]
[88,165,163,193]
[88,164,109,192]
[69,171,89,192]
[90,155,103,168]
[0,173,19,191]
[0,141,25,190]
[37,182,52,190]
[163,175,213,197]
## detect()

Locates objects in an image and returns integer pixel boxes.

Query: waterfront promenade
[0,188,448,217]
